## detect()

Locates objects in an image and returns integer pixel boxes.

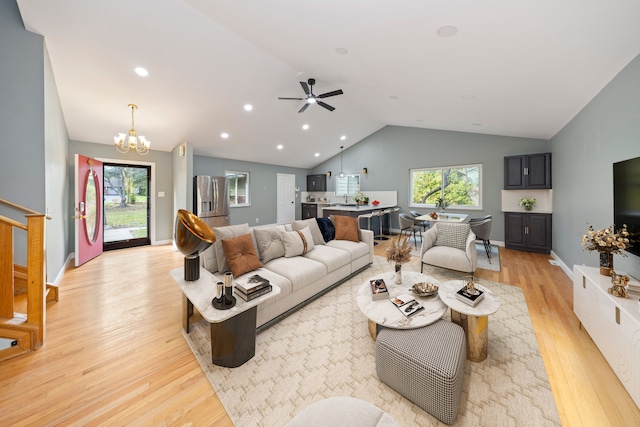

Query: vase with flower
[581,223,632,276]
[520,198,536,211]
[386,236,412,284]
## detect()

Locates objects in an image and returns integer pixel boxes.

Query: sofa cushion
[282,227,315,257]
[326,239,370,261]
[221,233,263,277]
[316,217,335,242]
[303,244,351,273]
[435,223,469,252]
[293,218,326,246]
[212,223,250,273]
[265,256,327,293]
[254,226,286,263]
[331,215,360,242]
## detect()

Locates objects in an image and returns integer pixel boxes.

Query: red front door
[74,154,104,266]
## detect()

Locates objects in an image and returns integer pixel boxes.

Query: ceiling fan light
[307,97,317,104]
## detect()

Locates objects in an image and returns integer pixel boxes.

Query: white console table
[573,265,640,408]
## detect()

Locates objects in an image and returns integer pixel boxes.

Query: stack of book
[370,278,389,301]
[235,274,272,301]
[455,286,484,307]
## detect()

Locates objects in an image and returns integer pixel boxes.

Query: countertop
[321,203,397,212]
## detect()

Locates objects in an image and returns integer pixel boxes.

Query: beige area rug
[182,256,558,427]
[409,240,501,272]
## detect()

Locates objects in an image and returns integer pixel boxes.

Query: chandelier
[114,103,150,155]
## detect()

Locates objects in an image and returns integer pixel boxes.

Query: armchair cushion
[435,223,469,251]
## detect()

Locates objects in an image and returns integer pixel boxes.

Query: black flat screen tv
[613,156,640,257]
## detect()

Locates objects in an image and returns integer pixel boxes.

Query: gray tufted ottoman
[376,319,466,425]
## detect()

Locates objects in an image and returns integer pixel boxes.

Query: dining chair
[398,213,422,248]
[468,215,493,262]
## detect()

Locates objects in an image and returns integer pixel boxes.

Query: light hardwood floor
[1,238,639,426]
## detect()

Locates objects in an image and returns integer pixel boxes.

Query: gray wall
[552,54,640,279]
[312,126,550,238]
[193,155,308,226]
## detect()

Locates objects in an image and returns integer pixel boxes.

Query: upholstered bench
[375,320,466,425]
[285,396,399,427]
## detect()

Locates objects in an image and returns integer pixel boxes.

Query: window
[409,164,481,209]
[335,174,360,196]
[226,171,250,207]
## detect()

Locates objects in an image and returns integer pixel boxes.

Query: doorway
[103,163,151,251]
[277,173,296,224]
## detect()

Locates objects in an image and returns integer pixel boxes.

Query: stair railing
[0,198,48,350]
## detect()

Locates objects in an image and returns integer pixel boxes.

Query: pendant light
[339,146,345,178]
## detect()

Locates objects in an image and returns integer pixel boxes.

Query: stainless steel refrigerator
[193,176,230,228]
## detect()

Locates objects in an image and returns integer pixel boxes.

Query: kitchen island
[322,204,398,236]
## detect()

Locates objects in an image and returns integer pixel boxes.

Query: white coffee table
[439,280,500,362]
[170,267,280,367]
[356,271,447,339]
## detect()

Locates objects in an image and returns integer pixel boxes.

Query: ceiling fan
[278,78,344,113]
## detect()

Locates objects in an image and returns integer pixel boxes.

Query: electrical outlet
[255,218,259,223]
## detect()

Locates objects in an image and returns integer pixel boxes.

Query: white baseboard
[50,253,74,286]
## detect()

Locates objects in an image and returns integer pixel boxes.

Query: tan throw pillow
[212,223,250,273]
[331,215,360,242]
[292,218,326,245]
[281,226,315,257]
[221,233,263,277]
[254,227,286,263]
[435,223,469,251]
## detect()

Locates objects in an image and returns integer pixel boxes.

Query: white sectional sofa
[201,217,374,329]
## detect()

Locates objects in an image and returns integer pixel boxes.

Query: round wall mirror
[84,170,100,244]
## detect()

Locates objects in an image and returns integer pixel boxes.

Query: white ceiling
[17,0,640,169]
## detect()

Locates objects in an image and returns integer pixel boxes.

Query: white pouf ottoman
[376,319,466,425]
[285,396,399,427]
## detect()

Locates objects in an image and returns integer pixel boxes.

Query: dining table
[415,212,469,223]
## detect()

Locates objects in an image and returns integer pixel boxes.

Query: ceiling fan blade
[317,101,335,111]
[300,81,311,96]
[278,97,305,100]
[317,89,344,98]
[298,103,310,113]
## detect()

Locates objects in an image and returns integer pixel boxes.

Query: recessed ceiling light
[221,132,229,139]
[244,104,253,111]
[302,124,309,130]
[314,152,320,157]
[277,144,283,150]
[340,135,346,140]
[134,67,148,77]
[335,47,349,55]
[437,25,458,37]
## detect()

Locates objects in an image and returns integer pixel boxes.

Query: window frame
[226,170,251,208]
[408,163,483,210]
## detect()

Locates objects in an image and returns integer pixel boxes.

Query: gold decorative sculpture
[608,270,630,298]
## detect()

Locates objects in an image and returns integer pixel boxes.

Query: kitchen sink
[335,203,358,207]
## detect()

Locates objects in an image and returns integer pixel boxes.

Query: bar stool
[358,210,380,245]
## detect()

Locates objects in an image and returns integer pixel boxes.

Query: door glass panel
[85,171,99,243]
[103,164,150,249]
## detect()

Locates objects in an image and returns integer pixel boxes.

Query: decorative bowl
[410,282,438,297]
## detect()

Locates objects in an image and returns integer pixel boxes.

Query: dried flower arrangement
[386,236,413,266]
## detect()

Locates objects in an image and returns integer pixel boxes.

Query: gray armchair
[420,222,477,273]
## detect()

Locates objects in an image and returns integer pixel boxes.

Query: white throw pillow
[282,226,315,257]
[292,218,326,245]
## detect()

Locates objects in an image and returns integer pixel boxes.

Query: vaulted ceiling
[17,0,640,168]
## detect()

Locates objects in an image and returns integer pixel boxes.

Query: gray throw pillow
[292,218,326,245]
[254,227,286,263]
[435,223,469,252]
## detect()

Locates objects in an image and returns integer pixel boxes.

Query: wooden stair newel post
[26,214,46,348]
